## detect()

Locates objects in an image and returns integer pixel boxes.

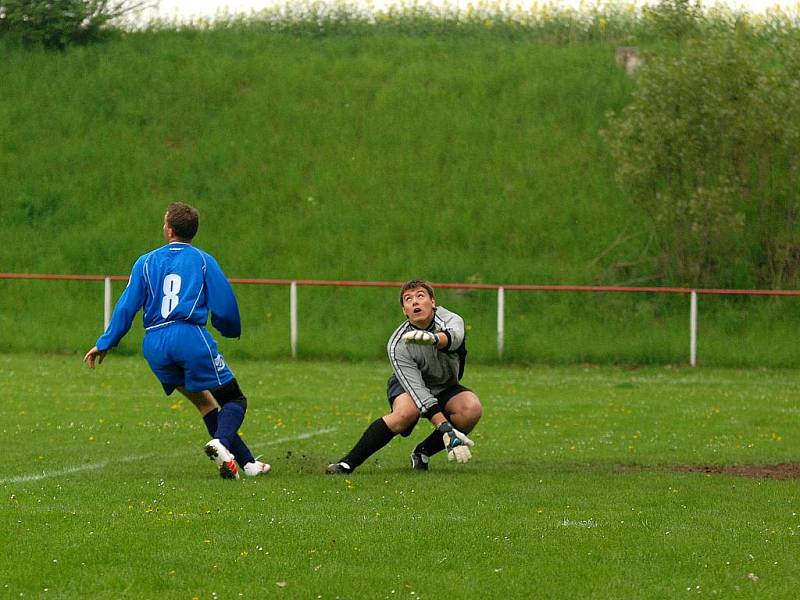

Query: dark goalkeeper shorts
[386,375,471,437]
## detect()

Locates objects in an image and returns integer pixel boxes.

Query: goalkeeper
[327,279,482,474]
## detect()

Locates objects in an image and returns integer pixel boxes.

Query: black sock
[414,429,446,457]
[340,418,396,471]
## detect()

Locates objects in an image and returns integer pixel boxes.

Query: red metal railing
[4,272,800,296]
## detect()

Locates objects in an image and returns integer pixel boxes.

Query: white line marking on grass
[0,453,159,484]
[0,427,338,485]
[251,427,338,448]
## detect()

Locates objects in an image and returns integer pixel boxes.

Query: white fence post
[103,277,112,331]
[497,286,505,359]
[290,281,298,358]
[690,290,698,367]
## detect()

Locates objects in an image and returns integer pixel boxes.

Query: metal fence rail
[3,272,800,365]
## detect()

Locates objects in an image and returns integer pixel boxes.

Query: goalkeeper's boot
[410,452,430,471]
[325,462,352,475]
[243,460,272,477]
[205,439,240,480]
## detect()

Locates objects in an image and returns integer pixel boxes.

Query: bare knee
[447,392,482,432]
[463,397,483,423]
[384,395,420,434]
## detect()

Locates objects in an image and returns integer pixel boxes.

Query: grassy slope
[0,31,634,279]
[1,30,797,365]
[2,356,800,598]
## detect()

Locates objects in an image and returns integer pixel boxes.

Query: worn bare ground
[671,463,800,480]
[617,463,800,479]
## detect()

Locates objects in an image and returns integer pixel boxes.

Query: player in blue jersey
[83,202,270,480]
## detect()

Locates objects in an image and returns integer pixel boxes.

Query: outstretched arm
[401,330,448,348]
[89,257,147,363]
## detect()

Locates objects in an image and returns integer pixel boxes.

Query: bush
[0,0,146,49]
[604,33,800,288]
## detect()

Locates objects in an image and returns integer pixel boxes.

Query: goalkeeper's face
[402,287,436,328]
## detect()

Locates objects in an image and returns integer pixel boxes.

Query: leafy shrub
[605,33,800,288]
[0,0,146,49]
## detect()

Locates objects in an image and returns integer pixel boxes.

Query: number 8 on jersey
[161,274,182,318]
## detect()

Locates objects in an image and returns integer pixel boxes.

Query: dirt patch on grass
[671,463,800,480]
[617,463,800,479]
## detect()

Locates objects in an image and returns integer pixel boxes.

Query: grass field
[3,354,800,598]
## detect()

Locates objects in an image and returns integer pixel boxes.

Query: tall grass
[135,1,800,45]
[0,31,633,281]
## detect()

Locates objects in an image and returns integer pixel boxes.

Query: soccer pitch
[3,355,800,598]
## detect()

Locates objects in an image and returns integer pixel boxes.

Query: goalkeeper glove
[402,330,438,346]
[437,421,475,464]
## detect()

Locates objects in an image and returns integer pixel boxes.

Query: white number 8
[161,274,182,318]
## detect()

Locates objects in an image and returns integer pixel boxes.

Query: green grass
[3,355,800,598]
[0,31,635,282]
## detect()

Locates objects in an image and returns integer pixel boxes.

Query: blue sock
[202,409,254,466]
[214,402,246,455]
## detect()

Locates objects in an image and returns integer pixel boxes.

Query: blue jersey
[96,242,241,352]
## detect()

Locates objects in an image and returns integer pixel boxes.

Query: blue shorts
[142,322,234,395]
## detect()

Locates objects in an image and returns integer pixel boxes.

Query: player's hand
[83,346,107,369]
[402,330,437,346]
[437,422,475,464]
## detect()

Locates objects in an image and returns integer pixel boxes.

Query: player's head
[164,202,199,242]
[400,279,436,327]
[400,279,435,305]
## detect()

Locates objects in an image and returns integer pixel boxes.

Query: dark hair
[399,279,435,305]
[166,202,199,241]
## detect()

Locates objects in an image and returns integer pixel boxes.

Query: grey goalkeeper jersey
[387,306,467,416]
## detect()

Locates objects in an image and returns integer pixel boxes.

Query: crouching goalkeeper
[327,279,482,474]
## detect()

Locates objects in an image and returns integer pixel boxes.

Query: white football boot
[243,460,272,477]
[204,439,240,480]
